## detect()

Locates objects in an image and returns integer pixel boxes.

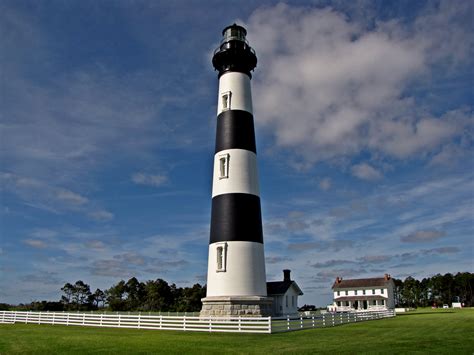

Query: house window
[345,291,348,296]
[372,300,377,305]
[381,289,384,294]
[337,301,341,307]
[222,91,231,111]
[381,300,385,306]
[363,290,366,295]
[286,295,288,307]
[337,291,340,296]
[216,243,227,272]
[345,301,349,307]
[355,290,358,295]
[372,289,375,295]
[219,153,230,179]
[292,296,295,307]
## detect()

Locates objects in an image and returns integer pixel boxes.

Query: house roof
[267,281,303,296]
[334,295,387,301]
[332,277,392,289]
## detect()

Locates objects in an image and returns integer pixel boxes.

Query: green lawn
[0,308,472,354]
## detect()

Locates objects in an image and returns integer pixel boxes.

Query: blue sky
[1,0,472,306]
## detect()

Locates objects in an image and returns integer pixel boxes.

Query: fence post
[209,317,212,332]
[238,316,242,332]
[138,313,141,329]
[100,314,103,326]
[26,311,29,324]
[183,315,186,331]
[312,315,315,328]
[1,311,4,323]
[332,313,335,326]
[322,313,325,327]
[66,313,70,326]
[340,313,342,324]
[39,312,42,325]
[300,315,303,328]
[118,314,121,327]
[52,312,55,325]
[287,315,290,331]
[82,313,85,325]
[160,315,163,330]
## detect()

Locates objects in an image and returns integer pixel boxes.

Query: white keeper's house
[330,274,395,312]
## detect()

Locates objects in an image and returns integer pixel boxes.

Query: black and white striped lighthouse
[201,24,272,317]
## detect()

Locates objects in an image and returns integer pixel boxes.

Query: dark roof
[267,281,303,296]
[334,295,386,301]
[332,277,393,289]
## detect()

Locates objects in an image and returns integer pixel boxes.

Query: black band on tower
[210,193,263,244]
[215,110,257,154]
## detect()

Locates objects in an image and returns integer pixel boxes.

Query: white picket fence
[0,309,395,334]
[0,311,271,333]
[271,310,395,333]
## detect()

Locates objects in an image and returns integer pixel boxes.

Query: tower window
[222,91,231,111]
[216,243,227,272]
[219,153,230,179]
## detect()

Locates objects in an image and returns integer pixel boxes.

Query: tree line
[393,272,473,307]
[5,277,206,312]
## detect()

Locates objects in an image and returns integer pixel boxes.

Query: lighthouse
[200,24,272,317]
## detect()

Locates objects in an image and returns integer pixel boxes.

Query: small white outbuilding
[267,270,303,317]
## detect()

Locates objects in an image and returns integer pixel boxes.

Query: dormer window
[219,153,230,179]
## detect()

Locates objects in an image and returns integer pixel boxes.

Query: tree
[125,277,145,311]
[142,279,172,311]
[91,288,106,308]
[72,280,92,310]
[61,282,75,308]
[106,280,127,311]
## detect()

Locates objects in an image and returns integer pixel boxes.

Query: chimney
[384,273,391,280]
[283,269,291,282]
[336,276,342,284]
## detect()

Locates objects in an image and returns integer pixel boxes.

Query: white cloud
[23,239,48,249]
[88,210,114,221]
[131,172,168,187]
[351,163,382,180]
[245,3,472,164]
[401,230,446,243]
[319,178,332,191]
[56,189,88,206]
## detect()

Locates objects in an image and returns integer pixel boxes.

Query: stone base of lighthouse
[200,296,273,317]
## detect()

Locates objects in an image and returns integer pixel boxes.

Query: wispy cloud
[132,173,168,187]
[351,163,382,181]
[401,230,447,243]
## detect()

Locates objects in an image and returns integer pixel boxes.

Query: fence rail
[271,310,395,333]
[0,311,271,333]
[0,310,394,334]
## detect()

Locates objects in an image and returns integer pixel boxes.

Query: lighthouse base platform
[200,296,273,317]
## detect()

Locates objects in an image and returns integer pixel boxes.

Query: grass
[0,308,472,354]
